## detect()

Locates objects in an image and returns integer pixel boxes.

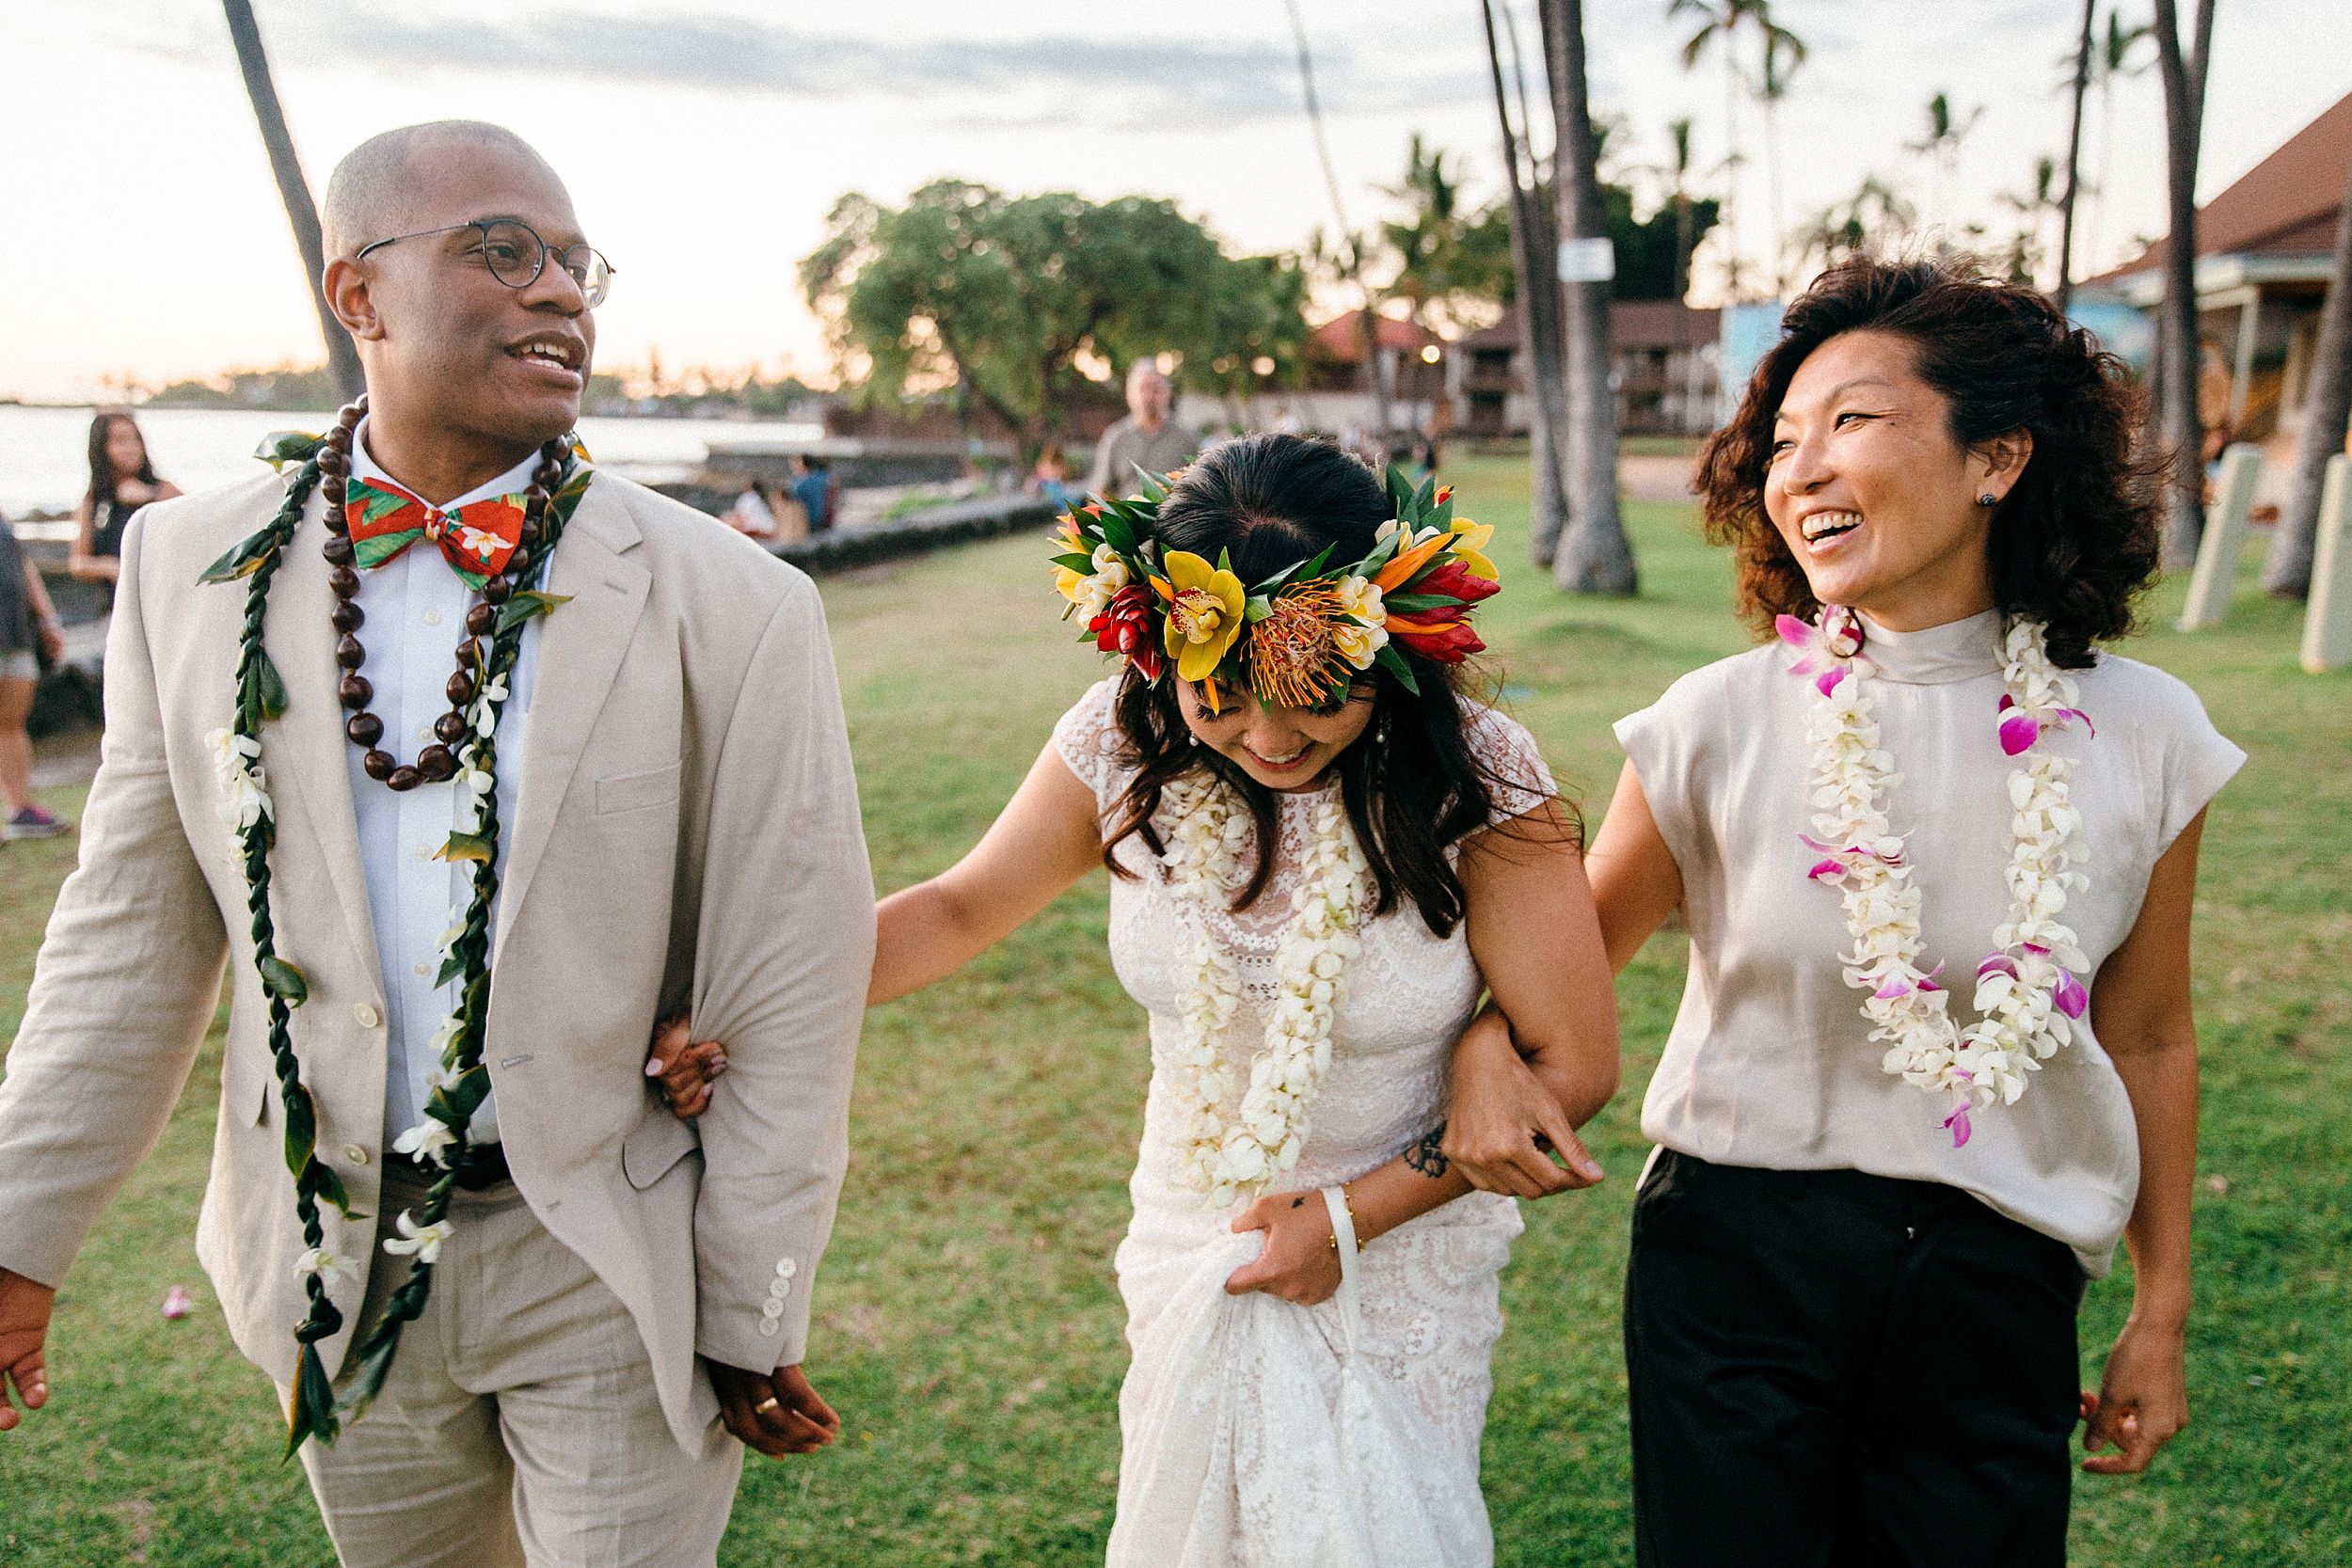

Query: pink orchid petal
[1806,859,1846,881]
[1874,976,1915,1000]
[1916,962,1947,993]
[2020,942,2050,958]
[162,1285,195,1320]
[1942,1103,1974,1148]
[1788,654,1820,677]
[1977,954,2019,979]
[2058,706,2097,737]
[2053,969,2089,1019]
[1998,712,2041,755]
[1998,692,2017,712]
[1816,666,1849,698]
[1799,833,1842,854]
[1775,613,1816,648]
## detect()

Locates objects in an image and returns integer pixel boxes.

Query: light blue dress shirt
[347,423,555,1149]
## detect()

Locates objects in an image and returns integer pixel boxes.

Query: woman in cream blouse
[1451,257,2241,1568]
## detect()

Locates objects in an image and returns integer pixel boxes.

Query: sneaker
[7,805,70,840]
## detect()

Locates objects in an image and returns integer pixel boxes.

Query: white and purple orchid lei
[1781,607,2095,1148]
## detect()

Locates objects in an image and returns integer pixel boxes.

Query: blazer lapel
[258,485,381,980]
[495,477,651,942]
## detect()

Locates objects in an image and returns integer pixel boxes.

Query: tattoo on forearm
[1406,1122,1450,1179]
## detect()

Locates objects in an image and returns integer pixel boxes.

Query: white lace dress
[1051,678,1552,1568]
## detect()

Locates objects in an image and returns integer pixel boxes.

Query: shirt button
[417,844,436,860]
[413,960,432,977]
[354,1004,382,1029]
[342,1144,371,1166]
[422,609,443,626]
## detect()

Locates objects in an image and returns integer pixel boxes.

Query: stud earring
[1979,492,1999,507]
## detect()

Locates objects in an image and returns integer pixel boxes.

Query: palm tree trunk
[2151,0,2212,569]
[2056,0,2097,312]
[1284,0,1390,439]
[2261,156,2352,597]
[1543,0,1637,595]
[222,0,363,404]
[1483,0,1571,562]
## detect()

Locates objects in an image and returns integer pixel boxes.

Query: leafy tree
[1379,135,1514,335]
[800,182,1304,449]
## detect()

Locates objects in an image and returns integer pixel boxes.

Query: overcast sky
[4,0,2345,402]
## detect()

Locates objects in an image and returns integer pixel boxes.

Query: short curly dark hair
[1694,256,2162,668]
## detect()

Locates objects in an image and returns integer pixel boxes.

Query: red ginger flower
[1089,585,1164,680]
[1382,557,1494,663]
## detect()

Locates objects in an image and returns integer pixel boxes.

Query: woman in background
[71,410,181,592]
[0,510,70,839]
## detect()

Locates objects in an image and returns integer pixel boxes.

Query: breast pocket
[596,762,681,816]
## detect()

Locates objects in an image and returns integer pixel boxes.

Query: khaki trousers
[287,1165,742,1568]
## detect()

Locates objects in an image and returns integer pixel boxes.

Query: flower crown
[1051,464,1499,712]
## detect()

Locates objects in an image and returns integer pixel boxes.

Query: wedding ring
[755,1396,780,1414]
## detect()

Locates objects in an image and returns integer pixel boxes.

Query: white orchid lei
[1157,769,1374,1207]
[1782,606,2096,1147]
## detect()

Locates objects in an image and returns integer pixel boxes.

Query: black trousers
[1624,1151,2089,1568]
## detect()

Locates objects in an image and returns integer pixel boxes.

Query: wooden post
[2177,443,2264,630]
[2300,452,2352,673]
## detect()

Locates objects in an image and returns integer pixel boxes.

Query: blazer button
[342,1145,371,1166]
[757,1318,782,1338]
[354,1004,382,1028]
[760,1298,785,1320]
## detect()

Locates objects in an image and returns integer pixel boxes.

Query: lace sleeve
[1464,705,1558,827]
[1050,676,1134,810]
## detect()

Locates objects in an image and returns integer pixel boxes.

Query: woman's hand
[646,1012,727,1119]
[1223,1191,1344,1306]
[2080,1317,2190,1474]
[1444,1012,1603,1199]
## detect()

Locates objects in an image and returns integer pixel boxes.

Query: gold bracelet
[1325,1183,1368,1253]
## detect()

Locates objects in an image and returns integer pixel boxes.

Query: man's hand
[2081,1317,2190,1474]
[707,1360,838,1458]
[0,1266,56,1433]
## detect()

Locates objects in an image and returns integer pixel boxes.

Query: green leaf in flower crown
[441,1065,491,1120]
[1380,593,1455,613]
[1374,642,1421,694]
[435,944,474,989]
[1099,510,1139,560]
[259,955,310,1005]
[437,830,494,864]
[253,429,324,472]
[1245,595,1273,623]
[199,529,279,585]
[1384,464,1417,515]
[1050,551,1099,575]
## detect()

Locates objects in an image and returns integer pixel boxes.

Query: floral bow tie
[344,475,528,589]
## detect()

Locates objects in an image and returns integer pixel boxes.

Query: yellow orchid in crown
[1156,550,1248,687]
[1445,518,1499,581]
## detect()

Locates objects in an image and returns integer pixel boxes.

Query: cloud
[112,5,1486,132]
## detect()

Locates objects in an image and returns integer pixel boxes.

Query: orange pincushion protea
[1244,584,1352,709]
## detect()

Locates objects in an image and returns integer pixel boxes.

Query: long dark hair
[85,410,159,508]
[1695,256,2161,669]
[1100,434,1557,938]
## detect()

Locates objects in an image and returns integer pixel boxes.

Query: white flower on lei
[382,1211,455,1265]
[393,1118,458,1168]
[1789,610,2093,1148]
[295,1245,355,1285]
[1159,769,1372,1207]
[206,725,273,832]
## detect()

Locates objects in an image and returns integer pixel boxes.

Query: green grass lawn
[1,454,2344,1565]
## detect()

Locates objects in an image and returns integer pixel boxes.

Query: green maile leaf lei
[205,425,592,1454]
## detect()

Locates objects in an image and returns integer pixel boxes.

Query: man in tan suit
[0,122,873,1565]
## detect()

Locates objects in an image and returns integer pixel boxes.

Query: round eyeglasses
[356,218,614,308]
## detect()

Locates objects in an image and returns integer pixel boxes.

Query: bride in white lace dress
[657,436,1619,1564]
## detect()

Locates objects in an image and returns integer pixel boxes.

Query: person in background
[1408,434,1442,483]
[1031,442,1073,514]
[0,511,70,840]
[723,478,779,540]
[791,454,835,534]
[1085,359,1199,496]
[71,410,182,590]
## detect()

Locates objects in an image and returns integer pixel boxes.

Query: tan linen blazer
[0,467,875,1452]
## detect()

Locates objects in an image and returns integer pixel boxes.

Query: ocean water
[0,405,820,526]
